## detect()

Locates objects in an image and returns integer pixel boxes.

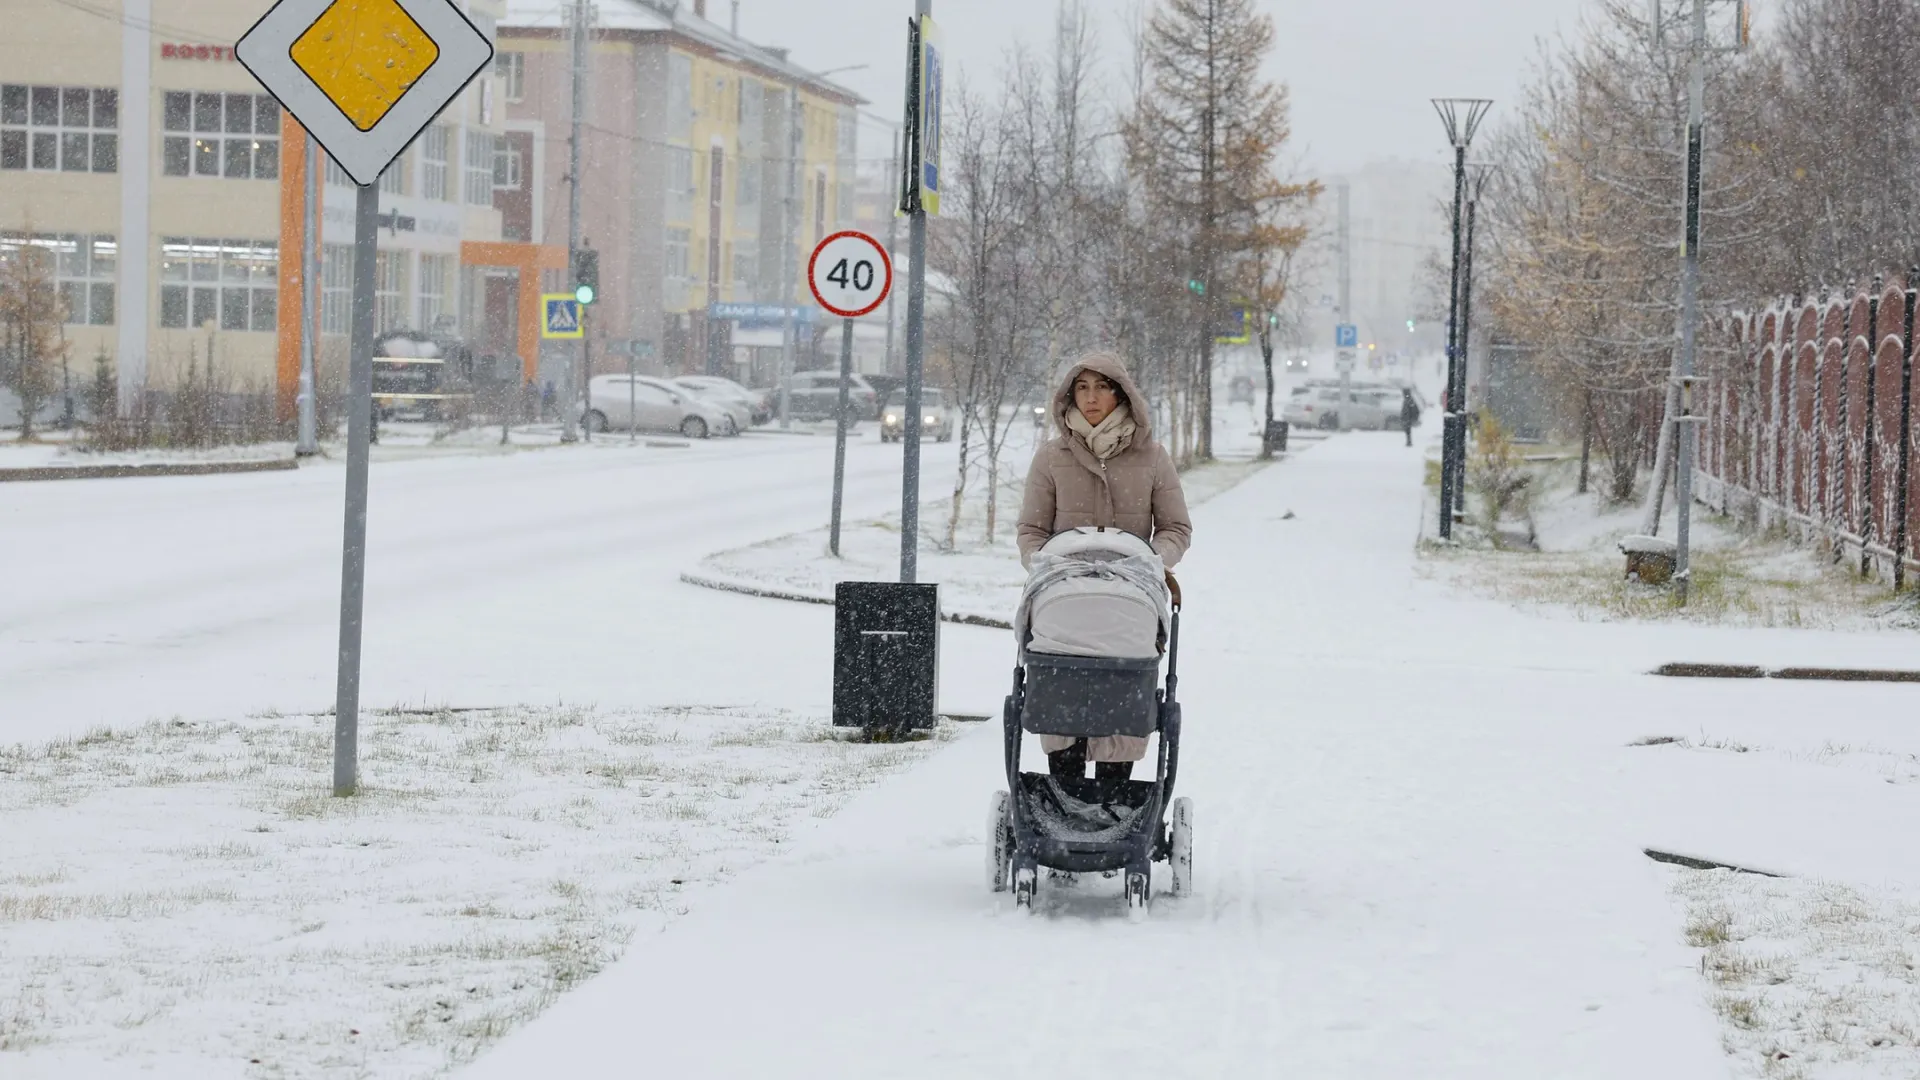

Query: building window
[375,250,409,331]
[736,160,760,215]
[321,244,353,334]
[0,232,116,325]
[379,149,407,195]
[420,125,450,200]
[665,227,691,283]
[668,53,692,140]
[1,85,117,173]
[417,254,451,329]
[493,143,521,190]
[732,251,755,293]
[495,52,524,102]
[162,92,278,179]
[667,146,694,222]
[158,238,276,332]
[463,130,495,205]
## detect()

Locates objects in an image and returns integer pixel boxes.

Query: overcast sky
[736,0,1596,176]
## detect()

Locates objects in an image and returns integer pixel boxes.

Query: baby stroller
[988,527,1193,916]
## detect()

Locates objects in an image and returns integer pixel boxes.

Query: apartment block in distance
[497,0,864,387]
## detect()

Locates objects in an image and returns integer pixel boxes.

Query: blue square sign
[1336,324,1359,348]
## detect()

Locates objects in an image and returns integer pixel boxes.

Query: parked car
[1227,375,1256,405]
[676,375,770,426]
[583,375,732,438]
[786,370,877,424]
[879,388,954,442]
[1282,385,1394,431]
[672,378,753,435]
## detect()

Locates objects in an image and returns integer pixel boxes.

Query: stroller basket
[1020,652,1160,739]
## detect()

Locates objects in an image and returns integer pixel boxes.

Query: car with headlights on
[880,388,954,442]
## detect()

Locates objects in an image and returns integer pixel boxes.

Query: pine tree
[1127,0,1309,461]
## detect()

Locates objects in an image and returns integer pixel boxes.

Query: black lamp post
[1432,98,1492,540]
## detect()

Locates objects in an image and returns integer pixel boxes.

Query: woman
[1018,353,1192,788]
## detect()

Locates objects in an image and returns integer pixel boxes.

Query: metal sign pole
[831,316,855,557]
[297,133,321,456]
[334,179,379,797]
[628,345,637,443]
[901,0,934,584]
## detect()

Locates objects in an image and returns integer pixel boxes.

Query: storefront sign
[161,43,240,61]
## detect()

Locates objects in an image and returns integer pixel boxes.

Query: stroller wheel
[1169,797,1195,898]
[1013,867,1037,911]
[1125,871,1151,921]
[986,791,1012,893]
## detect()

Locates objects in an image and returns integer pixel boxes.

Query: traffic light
[572,248,600,306]
[1187,278,1206,296]
[1407,319,1417,332]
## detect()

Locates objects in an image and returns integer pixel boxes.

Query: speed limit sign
[808,231,894,318]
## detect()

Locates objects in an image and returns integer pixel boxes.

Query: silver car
[672,378,752,435]
[584,375,732,439]
[1283,385,1393,431]
[675,375,770,426]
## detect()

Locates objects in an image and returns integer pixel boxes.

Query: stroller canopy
[1015,528,1170,661]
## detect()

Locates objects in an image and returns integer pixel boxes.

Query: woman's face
[1074,372,1121,426]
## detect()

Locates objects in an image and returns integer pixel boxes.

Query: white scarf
[1066,404,1137,461]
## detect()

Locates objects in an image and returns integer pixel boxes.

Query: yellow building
[496,0,864,383]
[0,0,526,413]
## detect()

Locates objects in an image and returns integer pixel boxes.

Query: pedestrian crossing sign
[542,294,584,339]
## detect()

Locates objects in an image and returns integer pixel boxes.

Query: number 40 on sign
[808,231,893,319]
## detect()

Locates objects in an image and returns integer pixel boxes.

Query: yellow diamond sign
[289,0,439,132]
[237,0,491,186]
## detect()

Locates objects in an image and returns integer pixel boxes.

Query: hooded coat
[1018,354,1192,765]
[1017,353,1192,571]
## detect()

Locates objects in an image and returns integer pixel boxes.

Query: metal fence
[1697,277,1919,587]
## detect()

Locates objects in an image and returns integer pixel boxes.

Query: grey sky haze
[736,0,1595,175]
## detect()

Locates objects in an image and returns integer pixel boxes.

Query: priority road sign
[236,0,495,187]
[1336,324,1359,348]
[542,294,584,339]
[808,231,893,319]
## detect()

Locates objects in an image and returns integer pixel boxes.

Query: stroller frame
[993,602,1187,914]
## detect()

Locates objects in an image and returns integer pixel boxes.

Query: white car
[583,375,733,438]
[1283,385,1394,431]
[672,378,752,435]
[675,375,771,426]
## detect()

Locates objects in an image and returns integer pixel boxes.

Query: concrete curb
[0,458,299,482]
[1653,662,1920,684]
[677,569,1013,630]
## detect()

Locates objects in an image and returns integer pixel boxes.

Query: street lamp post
[1432,98,1492,541]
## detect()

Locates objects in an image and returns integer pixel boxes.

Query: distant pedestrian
[1401,388,1419,447]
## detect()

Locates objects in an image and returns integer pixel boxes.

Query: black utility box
[833,582,940,732]
[1263,420,1290,456]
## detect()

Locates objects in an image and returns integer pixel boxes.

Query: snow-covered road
[0,432,981,746]
[455,430,1920,1080]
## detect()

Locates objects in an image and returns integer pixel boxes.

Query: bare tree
[0,236,69,441]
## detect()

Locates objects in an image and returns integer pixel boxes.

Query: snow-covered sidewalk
[464,429,1844,1079]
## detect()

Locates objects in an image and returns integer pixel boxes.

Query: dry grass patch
[0,705,955,1076]
[1668,867,1920,1077]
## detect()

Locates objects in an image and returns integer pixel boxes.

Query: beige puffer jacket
[1017,353,1192,766]
[1017,353,1192,570]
